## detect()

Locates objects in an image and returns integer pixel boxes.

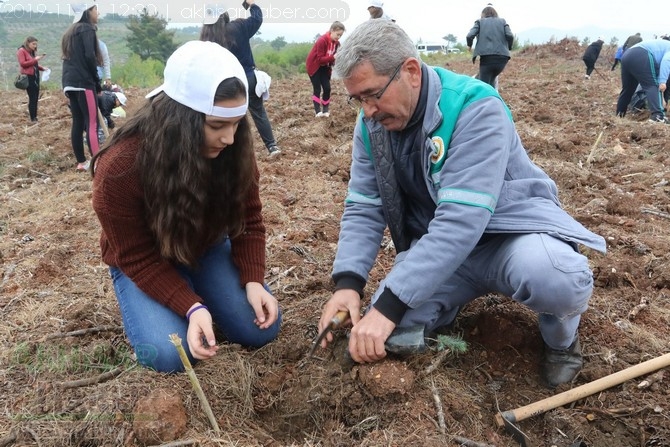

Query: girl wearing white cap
[91,41,281,373]
[61,1,102,171]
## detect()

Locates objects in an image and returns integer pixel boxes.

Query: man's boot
[541,336,582,388]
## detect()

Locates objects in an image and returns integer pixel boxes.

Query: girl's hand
[245,282,279,329]
[185,304,219,360]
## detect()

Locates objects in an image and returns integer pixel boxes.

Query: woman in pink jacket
[17,36,48,122]
[305,21,345,117]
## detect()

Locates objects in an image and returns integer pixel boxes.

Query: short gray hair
[334,19,418,79]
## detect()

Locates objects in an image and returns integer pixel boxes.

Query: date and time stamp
[1,2,164,18]
[0,2,350,22]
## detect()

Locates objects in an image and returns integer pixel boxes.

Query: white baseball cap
[146,41,248,118]
[203,4,226,25]
[368,0,384,8]
[114,92,128,106]
[71,1,96,23]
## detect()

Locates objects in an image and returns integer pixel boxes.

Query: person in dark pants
[616,39,670,124]
[200,0,281,156]
[466,5,514,88]
[582,38,604,79]
[17,36,48,122]
[306,21,345,117]
[61,2,102,171]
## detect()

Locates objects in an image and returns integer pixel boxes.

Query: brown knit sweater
[91,137,267,316]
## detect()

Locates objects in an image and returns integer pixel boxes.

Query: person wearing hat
[367,0,385,19]
[91,40,282,373]
[97,90,126,129]
[200,1,281,156]
[61,1,102,171]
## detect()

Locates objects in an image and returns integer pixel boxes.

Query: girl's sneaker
[76,160,90,171]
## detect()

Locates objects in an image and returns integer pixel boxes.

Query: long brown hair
[201,13,230,46]
[22,36,38,53]
[200,13,248,53]
[93,78,255,266]
[61,7,102,65]
[481,6,499,18]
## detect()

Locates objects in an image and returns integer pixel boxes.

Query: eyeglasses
[347,62,404,109]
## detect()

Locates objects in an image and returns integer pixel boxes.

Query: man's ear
[404,58,422,88]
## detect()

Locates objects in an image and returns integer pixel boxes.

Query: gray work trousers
[370,233,594,350]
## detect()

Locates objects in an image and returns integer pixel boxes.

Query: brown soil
[1,39,669,447]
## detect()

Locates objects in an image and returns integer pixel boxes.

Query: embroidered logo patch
[430,136,446,164]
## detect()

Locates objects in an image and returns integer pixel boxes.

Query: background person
[61,1,102,171]
[611,45,624,70]
[305,21,345,117]
[616,39,670,123]
[201,1,281,156]
[466,5,514,88]
[97,39,112,89]
[17,36,48,122]
[97,90,126,129]
[622,32,642,51]
[91,41,281,373]
[582,37,604,79]
[317,19,606,388]
[367,0,386,19]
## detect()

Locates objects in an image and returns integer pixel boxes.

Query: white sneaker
[322,112,330,117]
[315,112,324,117]
[76,160,90,171]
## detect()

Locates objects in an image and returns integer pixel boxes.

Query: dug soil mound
[1,43,669,447]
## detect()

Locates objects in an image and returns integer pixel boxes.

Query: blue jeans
[110,239,281,373]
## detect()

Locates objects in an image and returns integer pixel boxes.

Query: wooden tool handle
[495,352,670,427]
[329,310,350,329]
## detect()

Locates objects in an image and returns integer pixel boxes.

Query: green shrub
[113,54,164,88]
[254,42,312,79]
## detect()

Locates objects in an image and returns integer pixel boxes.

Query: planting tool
[308,310,426,358]
[495,352,670,445]
[308,310,349,358]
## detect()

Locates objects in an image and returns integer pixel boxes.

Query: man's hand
[318,289,361,348]
[348,307,395,363]
[245,282,279,329]
[186,304,218,360]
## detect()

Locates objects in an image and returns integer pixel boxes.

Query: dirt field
[1,39,669,447]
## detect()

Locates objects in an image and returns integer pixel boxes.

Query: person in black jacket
[61,2,102,171]
[466,5,514,88]
[200,0,281,157]
[582,38,604,79]
[623,32,642,50]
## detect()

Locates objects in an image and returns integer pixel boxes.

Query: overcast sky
[272,0,669,43]
[2,0,668,43]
